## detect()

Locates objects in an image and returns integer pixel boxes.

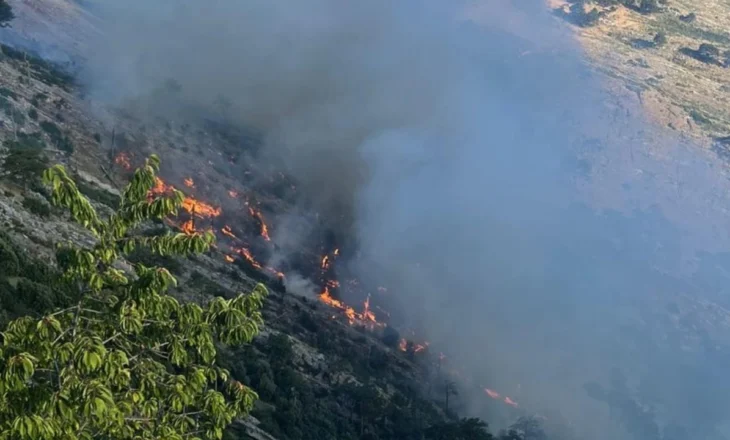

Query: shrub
[40,120,62,140]
[0,238,19,276]
[0,44,74,90]
[27,107,38,120]
[679,12,696,23]
[0,86,16,99]
[639,0,659,13]
[22,196,51,217]
[0,96,10,113]
[382,325,401,348]
[1,147,48,182]
[0,0,14,27]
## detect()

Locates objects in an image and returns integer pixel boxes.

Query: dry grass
[558,1,730,146]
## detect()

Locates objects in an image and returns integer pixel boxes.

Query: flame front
[238,247,262,270]
[114,152,132,170]
[182,196,221,218]
[180,220,196,235]
[246,204,271,241]
[221,225,237,239]
[484,388,519,408]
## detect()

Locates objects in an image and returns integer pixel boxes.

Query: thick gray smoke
[76,1,730,439]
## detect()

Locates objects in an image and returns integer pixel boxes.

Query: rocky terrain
[0,35,535,439]
[4,1,730,440]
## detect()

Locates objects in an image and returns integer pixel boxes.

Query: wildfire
[114,152,132,170]
[362,295,376,322]
[397,338,430,354]
[238,247,262,270]
[399,339,408,351]
[224,255,235,263]
[149,177,221,219]
[184,177,195,188]
[233,246,285,279]
[221,225,237,239]
[182,196,221,219]
[180,220,196,235]
[484,388,519,408]
[150,176,173,195]
[246,205,271,241]
[318,286,383,328]
[228,190,239,198]
[321,255,331,271]
[414,342,429,353]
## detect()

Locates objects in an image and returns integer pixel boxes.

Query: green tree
[0,155,268,439]
[0,0,13,28]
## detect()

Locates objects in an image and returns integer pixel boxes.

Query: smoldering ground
[75,0,730,439]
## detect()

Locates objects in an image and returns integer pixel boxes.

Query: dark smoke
[72,1,730,439]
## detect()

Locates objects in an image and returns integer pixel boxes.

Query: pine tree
[0,154,267,439]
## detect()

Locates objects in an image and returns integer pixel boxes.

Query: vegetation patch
[0,43,75,91]
[22,195,51,217]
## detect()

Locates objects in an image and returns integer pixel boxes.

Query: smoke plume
[76,0,730,439]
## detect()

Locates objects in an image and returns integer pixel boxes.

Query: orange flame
[247,206,271,241]
[184,177,195,188]
[221,225,237,239]
[182,197,221,218]
[148,177,221,219]
[150,176,173,195]
[233,246,284,278]
[319,286,359,325]
[228,190,239,198]
[238,247,262,270]
[180,220,196,235]
[114,152,132,170]
[362,295,377,323]
[224,255,235,263]
[399,339,408,352]
[484,388,519,408]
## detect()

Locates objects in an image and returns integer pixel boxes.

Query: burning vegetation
[112,148,521,417]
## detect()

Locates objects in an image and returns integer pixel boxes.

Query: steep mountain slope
[4,1,730,440]
[0,40,540,439]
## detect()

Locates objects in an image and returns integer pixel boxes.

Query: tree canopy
[0,155,267,439]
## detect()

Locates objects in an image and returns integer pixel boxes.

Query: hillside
[552,0,730,148]
[4,1,730,440]
[0,38,544,439]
